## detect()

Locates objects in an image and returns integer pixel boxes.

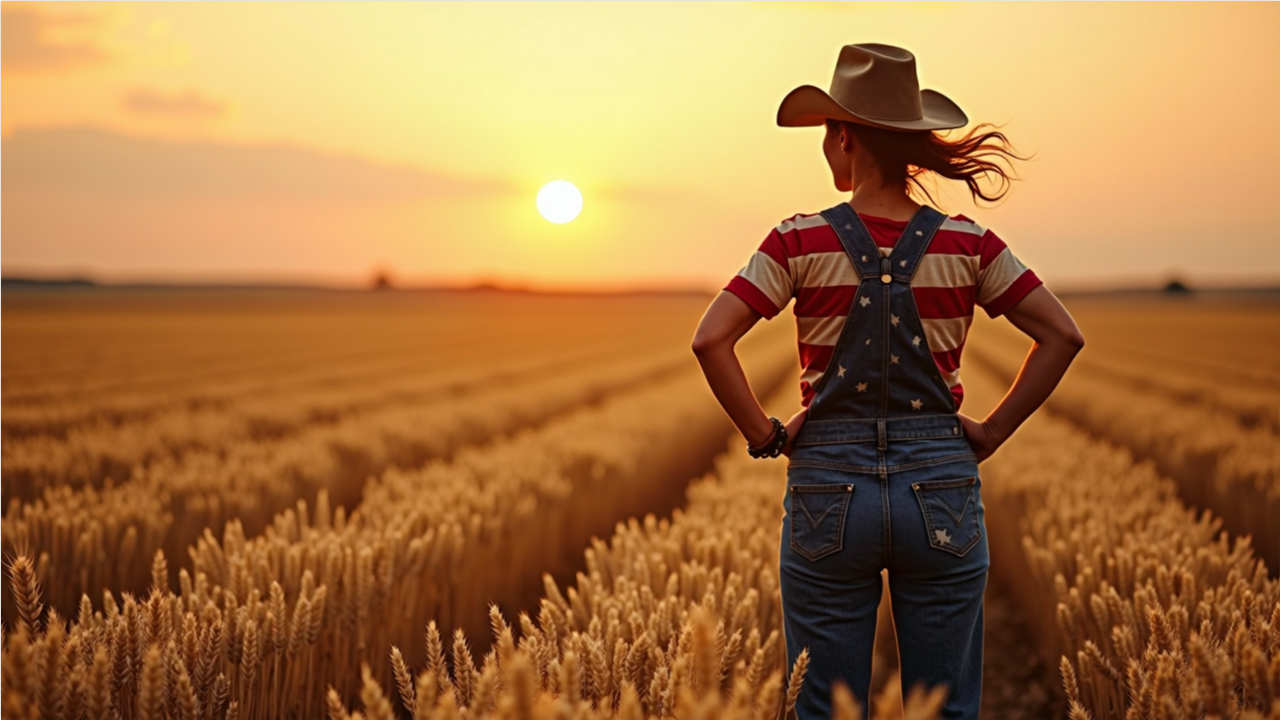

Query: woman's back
[722,207,1043,411]
[692,42,1084,720]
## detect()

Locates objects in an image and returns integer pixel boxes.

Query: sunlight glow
[536,180,583,224]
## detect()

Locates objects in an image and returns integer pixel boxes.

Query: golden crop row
[331,378,946,720]
[1057,298,1280,387]
[960,362,1280,719]
[1,292,712,415]
[1004,298,1279,428]
[2,329,510,433]
[4,335,691,506]
[2,326,706,497]
[1037,341,1277,434]
[1,339,796,720]
[2,321,789,620]
[966,315,1280,575]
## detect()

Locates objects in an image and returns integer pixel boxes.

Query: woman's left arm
[691,290,797,453]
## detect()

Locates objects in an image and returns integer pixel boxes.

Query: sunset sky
[3,1,1278,292]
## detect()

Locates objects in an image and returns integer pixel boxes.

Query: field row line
[965,321,1280,575]
[961,362,1279,719]
[1,334,798,720]
[3,321,791,619]
[2,330,533,432]
[2,330,696,496]
[1,312,698,433]
[1065,336,1280,389]
[2,298,705,407]
[1039,345,1278,434]
[2,323,491,407]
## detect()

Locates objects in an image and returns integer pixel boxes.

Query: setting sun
[536,180,583,224]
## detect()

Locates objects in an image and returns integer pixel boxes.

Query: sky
[3,1,1278,292]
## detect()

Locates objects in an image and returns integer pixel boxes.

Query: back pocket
[789,483,854,561]
[911,476,981,557]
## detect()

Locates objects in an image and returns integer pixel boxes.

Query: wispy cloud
[2,125,515,202]
[1,4,115,73]
[123,88,229,119]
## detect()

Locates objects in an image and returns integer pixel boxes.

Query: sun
[536,180,583,224]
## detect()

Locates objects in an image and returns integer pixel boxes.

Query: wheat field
[2,288,1278,720]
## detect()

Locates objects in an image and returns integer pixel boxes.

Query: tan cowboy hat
[777,43,968,131]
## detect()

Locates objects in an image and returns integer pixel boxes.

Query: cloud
[1,4,115,73]
[1,125,515,202]
[124,88,229,119]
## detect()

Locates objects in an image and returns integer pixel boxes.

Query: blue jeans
[779,433,988,720]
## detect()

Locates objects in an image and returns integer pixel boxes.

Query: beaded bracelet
[747,417,788,459]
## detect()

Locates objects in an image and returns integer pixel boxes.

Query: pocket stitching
[795,494,840,529]
[788,484,853,562]
[912,479,981,558]
[932,492,971,525]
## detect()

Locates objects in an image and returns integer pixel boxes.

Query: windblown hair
[826,118,1035,208]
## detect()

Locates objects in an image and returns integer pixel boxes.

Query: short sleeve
[975,228,1044,318]
[722,226,794,320]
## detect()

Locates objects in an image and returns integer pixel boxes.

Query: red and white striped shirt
[724,209,1043,411]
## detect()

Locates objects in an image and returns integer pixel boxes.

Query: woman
[691,43,1084,719]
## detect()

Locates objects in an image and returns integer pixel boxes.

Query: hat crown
[828,43,923,122]
[775,41,967,130]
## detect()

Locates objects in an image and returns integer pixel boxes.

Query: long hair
[826,118,1035,209]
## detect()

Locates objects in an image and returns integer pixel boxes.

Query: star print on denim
[837,364,846,378]
[934,528,951,544]
[855,382,867,392]
[859,296,871,307]
[911,399,923,410]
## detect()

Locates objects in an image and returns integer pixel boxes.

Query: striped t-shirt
[724,209,1043,411]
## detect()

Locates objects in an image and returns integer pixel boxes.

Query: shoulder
[763,211,839,261]
[938,212,1011,265]
[941,212,988,237]
[773,211,831,236]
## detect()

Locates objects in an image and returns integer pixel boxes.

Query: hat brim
[776,85,968,131]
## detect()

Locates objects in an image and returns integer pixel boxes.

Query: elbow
[1032,323,1084,356]
[1061,326,1086,354]
[691,334,718,358]
[691,329,729,357]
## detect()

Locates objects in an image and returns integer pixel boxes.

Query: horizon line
[4,275,1279,298]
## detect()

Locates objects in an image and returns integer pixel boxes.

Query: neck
[846,179,921,221]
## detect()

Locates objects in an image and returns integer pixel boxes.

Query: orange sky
[3,1,1278,291]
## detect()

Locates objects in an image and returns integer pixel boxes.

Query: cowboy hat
[777,43,968,131]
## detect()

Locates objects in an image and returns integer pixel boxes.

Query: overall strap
[819,203,948,283]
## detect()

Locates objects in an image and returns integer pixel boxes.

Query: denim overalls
[780,202,988,720]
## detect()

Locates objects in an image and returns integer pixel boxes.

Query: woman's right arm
[961,284,1085,461]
